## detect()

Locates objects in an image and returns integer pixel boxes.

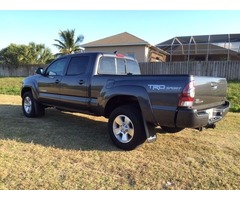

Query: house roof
[82,32,149,47]
[156,34,240,53]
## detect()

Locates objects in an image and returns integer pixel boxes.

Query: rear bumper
[176,101,230,128]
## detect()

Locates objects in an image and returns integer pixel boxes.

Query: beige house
[82,32,167,63]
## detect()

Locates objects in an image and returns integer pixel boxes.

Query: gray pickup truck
[21,52,230,150]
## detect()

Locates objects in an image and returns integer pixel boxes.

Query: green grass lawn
[0,78,239,190]
[0,77,24,95]
[0,95,239,190]
[227,80,240,112]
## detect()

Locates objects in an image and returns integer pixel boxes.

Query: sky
[1,1,240,54]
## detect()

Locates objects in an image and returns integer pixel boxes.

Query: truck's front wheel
[108,105,146,150]
[22,91,45,117]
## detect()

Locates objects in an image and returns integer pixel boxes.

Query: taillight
[178,81,195,107]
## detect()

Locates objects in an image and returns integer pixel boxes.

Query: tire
[22,91,45,117]
[108,105,146,150]
[161,126,184,133]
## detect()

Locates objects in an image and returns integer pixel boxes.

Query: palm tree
[0,43,54,67]
[19,43,54,65]
[53,29,84,56]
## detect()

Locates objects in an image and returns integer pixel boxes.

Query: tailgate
[193,76,228,110]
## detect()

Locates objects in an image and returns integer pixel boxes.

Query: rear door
[59,55,90,110]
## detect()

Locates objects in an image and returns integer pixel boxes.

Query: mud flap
[143,120,157,143]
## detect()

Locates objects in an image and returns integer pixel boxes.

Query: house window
[127,52,135,58]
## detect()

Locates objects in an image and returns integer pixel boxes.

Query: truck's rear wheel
[108,105,146,150]
[22,91,45,117]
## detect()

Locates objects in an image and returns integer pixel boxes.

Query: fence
[1,61,240,80]
[0,64,45,77]
[139,61,240,80]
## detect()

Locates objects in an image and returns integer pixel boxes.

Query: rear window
[116,59,126,74]
[98,56,140,75]
[98,57,116,74]
[126,59,140,75]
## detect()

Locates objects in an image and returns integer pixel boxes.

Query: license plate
[206,109,214,119]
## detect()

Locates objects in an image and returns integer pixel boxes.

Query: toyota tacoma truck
[21,52,230,150]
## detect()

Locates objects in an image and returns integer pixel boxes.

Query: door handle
[79,80,85,85]
[55,79,60,84]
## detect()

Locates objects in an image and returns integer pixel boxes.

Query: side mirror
[36,67,44,75]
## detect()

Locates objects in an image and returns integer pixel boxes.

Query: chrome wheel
[23,96,32,114]
[108,105,146,150]
[113,115,134,143]
[22,91,45,117]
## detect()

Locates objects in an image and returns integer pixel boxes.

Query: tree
[0,44,21,66]
[53,29,84,56]
[18,42,54,65]
[0,43,54,67]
